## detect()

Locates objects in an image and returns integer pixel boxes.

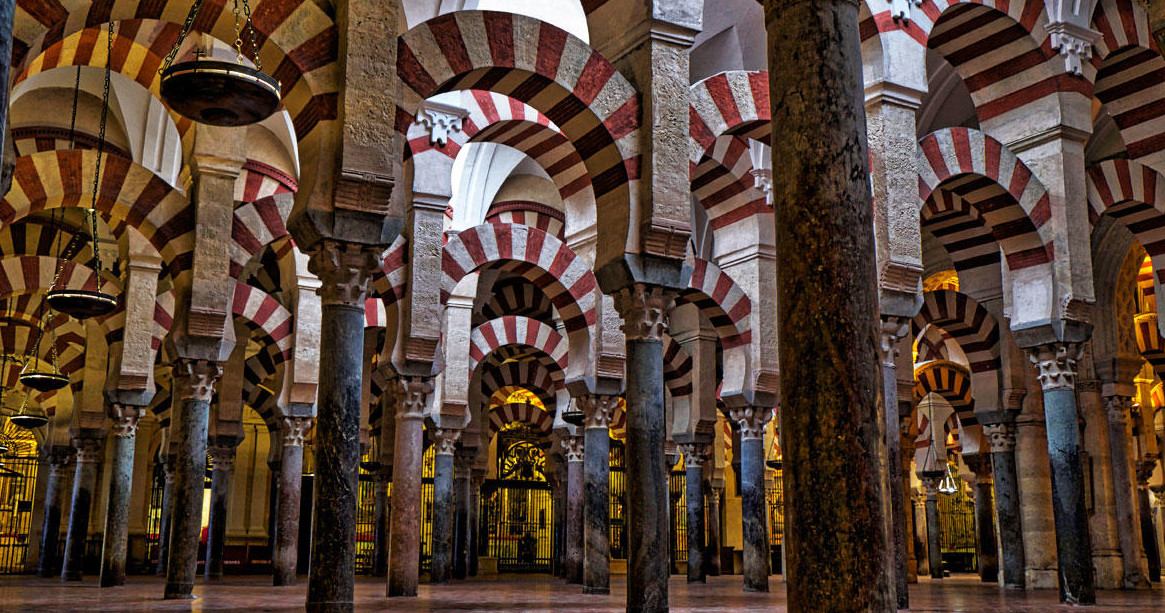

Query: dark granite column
[548,464,564,577]
[561,435,584,584]
[880,320,909,608]
[156,456,175,576]
[982,419,1024,588]
[62,436,103,581]
[429,428,460,584]
[581,395,615,594]
[1137,462,1162,582]
[388,377,431,597]
[678,443,707,584]
[165,359,221,599]
[37,448,71,578]
[614,284,673,613]
[1103,395,1151,588]
[99,405,143,587]
[706,485,722,576]
[1028,343,1094,604]
[372,466,390,578]
[765,0,894,608]
[304,241,379,613]
[266,455,280,557]
[453,451,473,580]
[922,478,943,579]
[912,495,928,578]
[204,444,237,581]
[730,407,771,592]
[274,417,310,586]
[469,469,485,576]
[969,461,998,583]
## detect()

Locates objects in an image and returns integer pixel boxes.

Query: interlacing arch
[487,402,554,439]
[468,316,568,378]
[1091,0,1165,167]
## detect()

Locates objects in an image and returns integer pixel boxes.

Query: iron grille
[0,454,38,574]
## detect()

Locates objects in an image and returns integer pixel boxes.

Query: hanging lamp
[9,393,50,430]
[158,0,281,126]
[20,299,69,393]
[937,461,959,495]
[46,43,118,320]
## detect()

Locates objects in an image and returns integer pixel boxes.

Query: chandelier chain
[159,0,205,74]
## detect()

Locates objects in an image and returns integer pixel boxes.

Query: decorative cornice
[614,284,673,342]
[173,359,221,403]
[306,240,382,307]
[728,406,771,441]
[1028,342,1082,391]
[281,416,313,447]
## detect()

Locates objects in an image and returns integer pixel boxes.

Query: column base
[583,586,610,595]
[1092,551,1122,590]
[164,583,196,599]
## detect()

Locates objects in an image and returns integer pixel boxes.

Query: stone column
[99,405,143,587]
[273,417,310,586]
[614,285,673,612]
[561,435,585,585]
[61,436,103,581]
[912,494,929,578]
[453,451,473,580]
[678,443,707,584]
[581,395,616,593]
[304,241,379,612]
[982,419,1025,588]
[765,0,894,608]
[922,477,943,580]
[37,448,71,578]
[429,428,460,584]
[388,377,432,596]
[899,413,918,583]
[729,407,771,592]
[204,444,237,581]
[706,485,722,577]
[156,456,175,576]
[969,461,998,583]
[1103,394,1150,588]
[165,359,221,599]
[469,469,485,577]
[372,465,390,577]
[1137,462,1162,583]
[1028,343,1094,604]
[879,320,909,608]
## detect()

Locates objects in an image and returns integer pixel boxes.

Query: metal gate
[608,440,626,560]
[939,474,978,573]
[767,467,785,573]
[354,462,377,574]
[668,468,687,569]
[482,433,553,573]
[0,453,38,573]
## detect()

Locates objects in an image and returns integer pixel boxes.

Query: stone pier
[61,436,103,582]
[1103,393,1150,588]
[99,405,143,587]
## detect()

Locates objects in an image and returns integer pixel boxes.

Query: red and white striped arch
[372,235,409,311]
[678,258,751,348]
[1092,0,1165,169]
[662,334,693,398]
[918,128,1054,271]
[921,188,1002,275]
[231,193,293,279]
[0,255,115,296]
[487,402,554,438]
[912,290,1000,373]
[232,282,294,361]
[1087,158,1165,316]
[479,276,555,323]
[486,201,565,241]
[236,160,297,204]
[468,316,568,378]
[480,359,562,408]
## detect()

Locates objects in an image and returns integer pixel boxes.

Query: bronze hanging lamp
[20,296,69,393]
[8,392,49,430]
[159,0,281,126]
[46,34,119,320]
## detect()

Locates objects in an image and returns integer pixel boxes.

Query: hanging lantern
[9,395,49,430]
[159,0,281,126]
[937,462,959,495]
[21,302,69,394]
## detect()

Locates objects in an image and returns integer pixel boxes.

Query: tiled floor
[0,574,1162,611]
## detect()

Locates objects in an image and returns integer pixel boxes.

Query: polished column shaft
[731,408,770,592]
[37,450,71,578]
[972,474,998,583]
[62,437,103,581]
[429,429,460,584]
[582,396,615,593]
[388,377,431,597]
[100,406,143,587]
[679,444,707,584]
[372,469,390,578]
[204,445,237,581]
[981,420,1024,588]
[453,455,472,580]
[1138,462,1162,582]
[156,458,175,576]
[923,479,943,580]
[1104,396,1150,588]
[274,418,309,586]
[562,435,585,584]
[706,486,722,577]
[880,322,909,608]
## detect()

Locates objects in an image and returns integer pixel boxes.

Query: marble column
[273,417,310,586]
[765,0,894,608]
[37,448,71,578]
[1103,394,1150,588]
[614,285,673,612]
[469,470,485,577]
[1138,462,1162,583]
[678,443,707,584]
[562,435,585,585]
[969,462,998,583]
[372,466,390,577]
[304,241,379,613]
[1028,343,1094,604]
[982,420,1025,588]
[165,360,221,599]
[453,452,473,580]
[99,405,143,587]
[204,444,237,581]
[706,486,722,577]
[912,495,929,578]
[879,320,909,608]
[61,436,103,581]
[266,456,280,557]
[730,407,771,592]
[156,456,175,576]
[429,428,460,584]
[899,414,918,583]
[388,377,431,596]
[922,477,943,580]
[581,395,616,593]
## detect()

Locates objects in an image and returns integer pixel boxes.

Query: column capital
[1103,394,1132,426]
[677,442,709,469]
[578,394,620,430]
[921,476,940,499]
[879,316,910,363]
[560,435,585,463]
[397,376,432,420]
[728,406,772,441]
[173,359,222,403]
[208,445,237,472]
[613,283,675,342]
[72,437,103,464]
[1027,342,1082,391]
[305,239,382,308]
[108,404,144,438]
[46,446,73,474]
[280,416,314,447]
[982,421,1017,453]
[709,487,722,505]
[1135,460,1156,487]
[431,428,461,456]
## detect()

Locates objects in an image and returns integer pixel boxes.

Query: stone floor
[0,574,1162,611]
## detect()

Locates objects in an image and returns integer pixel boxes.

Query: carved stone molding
[281,416,313,448]
[416,100,468,147]
[578,395,619,430]
[306,240,382,307]
[887,0,922,21]
[109,404,144,438]
[1046,22,1101,77]
[749,168,773,207]
[1002,388,1027,412]
[432,428,461,456]
[641,220,690,260]
[73,437,104,464]
[397,376,433,420]
[983,422,1017,453]
[334,169,394,216]
[614,283,674,342]
[173,359,222,403]
[561,436,585,463]
[677,442,708,469]
[1028,342,1082,391]
[1103,395,1132,426]
[208,446,237,472]
[728,406,772,441]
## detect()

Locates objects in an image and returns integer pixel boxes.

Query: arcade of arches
[0,0,1164,612]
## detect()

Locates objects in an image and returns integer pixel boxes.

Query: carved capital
[397,376,433,420]
[1135,461,1156,486]
[281,416,313,447]
[921,476,940,499]
[677,442,708,469]
[729,406,772,441]
[614,283,674,342]
[46,447,73,475]
[1028,342,1082,391]
[208,445,237,472]
[173,359,222,403]
[1103,395,1132,427]
[432,428,461,456]
[416,100,468,146]
[709,487,722,506]
[887,0,922,21]
[983,421,1017,453]
[73,437,103,464]
[306,240,382,307]
[561,435,584,463]
[109,404,144,438]
[1046,22,1101,77]
[578,394,619,430]
[879,316,910,363]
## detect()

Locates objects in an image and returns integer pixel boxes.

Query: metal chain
[232,0,245,64]
[242,0,262,71]
[87,21,112,276]
[68,66,80,149]
[159,0,206,74]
